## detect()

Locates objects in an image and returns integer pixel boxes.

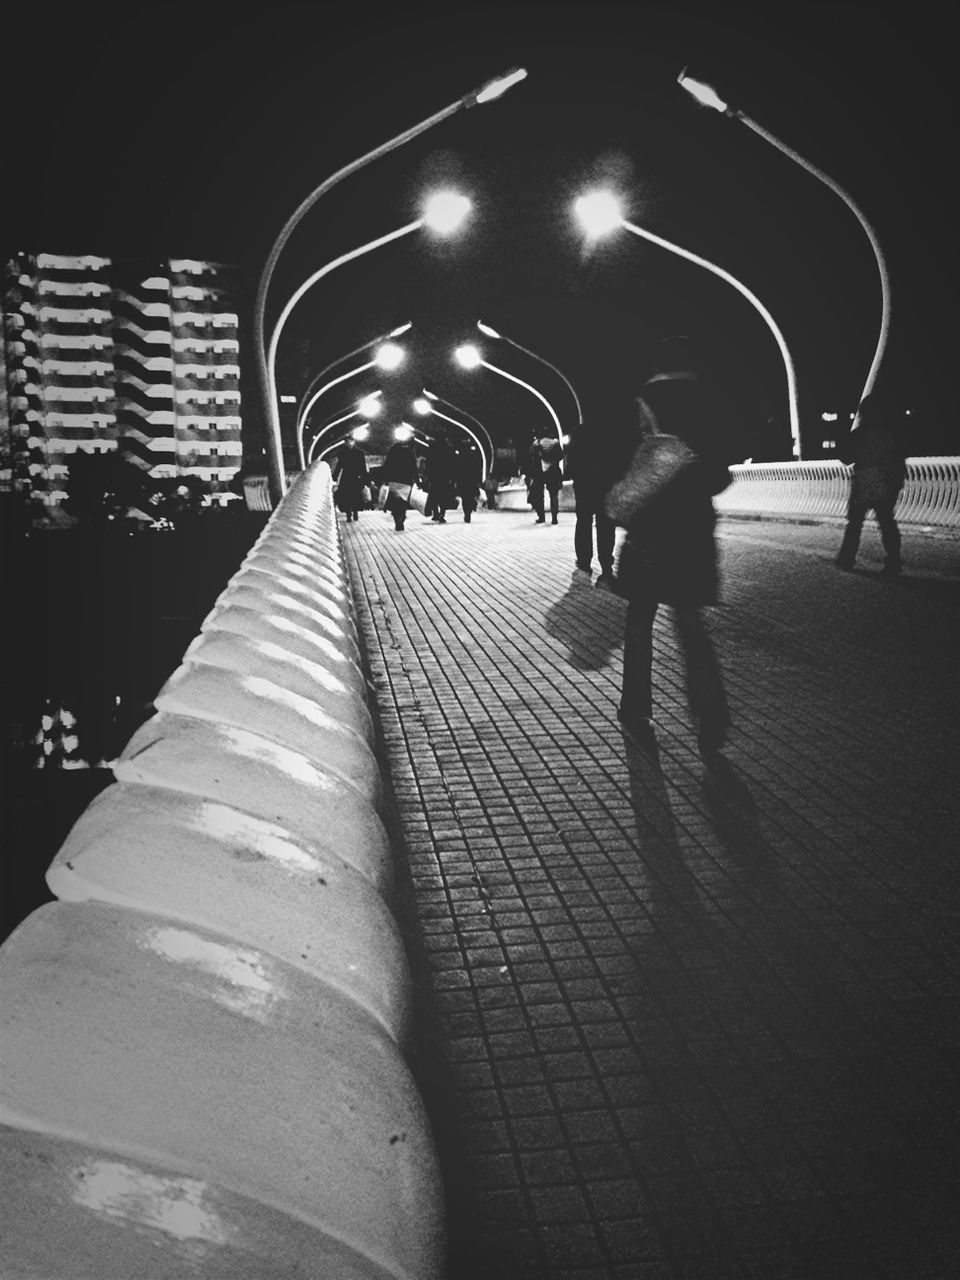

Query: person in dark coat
[835,392,906,575]
[540,435,564,524]
[565,424,617,585]
[424,428,458,523]
[330,435,368,522]
[381,433,419,531]
[455,444,482,523]
[612,336,733,755]
[523,432,546,522]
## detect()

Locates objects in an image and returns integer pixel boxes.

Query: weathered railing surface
[715,457,960,528]
[0,461,443,1280]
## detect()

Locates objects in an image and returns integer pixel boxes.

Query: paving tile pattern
[342,507,960,1280]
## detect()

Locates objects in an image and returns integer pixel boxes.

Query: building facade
[1,253,243,509]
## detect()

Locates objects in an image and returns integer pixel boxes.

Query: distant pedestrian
[835,392,906,576]
[606,336,733,755]
[455,444,483,523]
[330,434,368,522]
[381,433,419,532]
[526,432,563,523]
[425,428,458,524]
[565,423,617,586]
[524,431,546,522]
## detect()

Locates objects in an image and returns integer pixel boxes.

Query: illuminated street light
[305,391,382,464]
[394,423,415,441]
[254,67,527,504]
[296,339,408,468]
[296,321,410,432]
[352,424,370,441]
[421,388,495,463]
[454,343,564,443]
[477,320,582,427]
[413,397,489,480]
[678,66,890,431]
[574,190,802,460]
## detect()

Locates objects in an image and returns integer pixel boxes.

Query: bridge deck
[342,507,959,1280]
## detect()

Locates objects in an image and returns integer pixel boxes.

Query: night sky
[5,1,957,459]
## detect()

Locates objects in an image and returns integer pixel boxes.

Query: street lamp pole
[295,321,411,451]
[297,340,406,469]
[574,191,802,460]
[455,345,565,444]
[678,68,890,430]
[477,321,583,427]
[254,67,528,504]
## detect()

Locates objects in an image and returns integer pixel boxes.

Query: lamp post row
[262,64,890,494]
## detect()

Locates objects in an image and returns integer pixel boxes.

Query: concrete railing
[0,461,444,1280]
[495,458,960,530]
[716,457,960,528]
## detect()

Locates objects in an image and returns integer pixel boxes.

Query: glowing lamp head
[455,344,482,370]
[351,424,370,441]
[677,68,729,113]
[413,397,432,416]
[476,320,501,339]
[374,342,405,371]
[358,393,382,417]
[574,191,624,239]
[474,67,528,105]
[423,191,472,235]
[394,423,414,442]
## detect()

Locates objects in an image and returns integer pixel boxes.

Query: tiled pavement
[342,506,960,1280]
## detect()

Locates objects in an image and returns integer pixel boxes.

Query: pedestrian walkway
[342,505,960,1280]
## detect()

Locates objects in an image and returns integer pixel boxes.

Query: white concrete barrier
[0,461,445,1278]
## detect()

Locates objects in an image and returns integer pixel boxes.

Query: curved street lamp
[420,388,495,464]
[306,392,382,464]
[295,321,411,451]
[454,343,564,443]
[255,67,528,504]
[678,67,889,432]
[574,189,802,460]
[413,397,489,480]
[266,190,470,488]
[297,339,407,468]
[476,320,583,428]
[315,421,371,465]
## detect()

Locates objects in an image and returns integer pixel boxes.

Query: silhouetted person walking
[565,423,617,586]
[836,393,906,576]
[381,434,418,532]
[425,427,458,524]
[331,435,368,522]
[455,444,482,523]
[607,337,733,755]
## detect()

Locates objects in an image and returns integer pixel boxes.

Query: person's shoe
[617,706,656,750]
[575,562,592,575]
[595,573,615,592]
[551,515,558,524]
[535,516,545,523]
[464,513,471,523]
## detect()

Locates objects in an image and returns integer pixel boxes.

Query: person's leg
[673,606,730,751]
[549,485,559,523]
[874,500,902,572]
[573,489,595,570]
[596,514,617,580]
[837,501,867,567]
[620,594,657,722]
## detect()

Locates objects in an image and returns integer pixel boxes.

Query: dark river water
[1,515,266,943]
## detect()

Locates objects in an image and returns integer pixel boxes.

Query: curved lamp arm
[481,359,564,443]
[297,359,376,469]
[478,321,583,427]
[622,218,802,460]
[255,67,528,503]
[423,406,489,480]
[422,388,496,463]
[295,322,411,448]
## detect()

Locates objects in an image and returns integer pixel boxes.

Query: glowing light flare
[574,191,624,239]
[455,343,483,370]
[422,191,472,235]
[358,393,382,417]
[373,342,405,371]
[476,320,501,339]
[413,397,432,415]
[394,423,414,441]
[352,423,370,440]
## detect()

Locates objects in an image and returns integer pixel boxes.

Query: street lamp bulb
[352,424,370,440]
[476,320,501,339]
[413,397,432,415]
[574,191,624,238]
[374,341,405,370]
[676,67,729,113]
[422,388,439,401]
[394,423,414,441]
[423,191,472,235]
[358,393,382,417]
[473,67,528,105]
[455,343,482,369]
[387,321,413,338]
